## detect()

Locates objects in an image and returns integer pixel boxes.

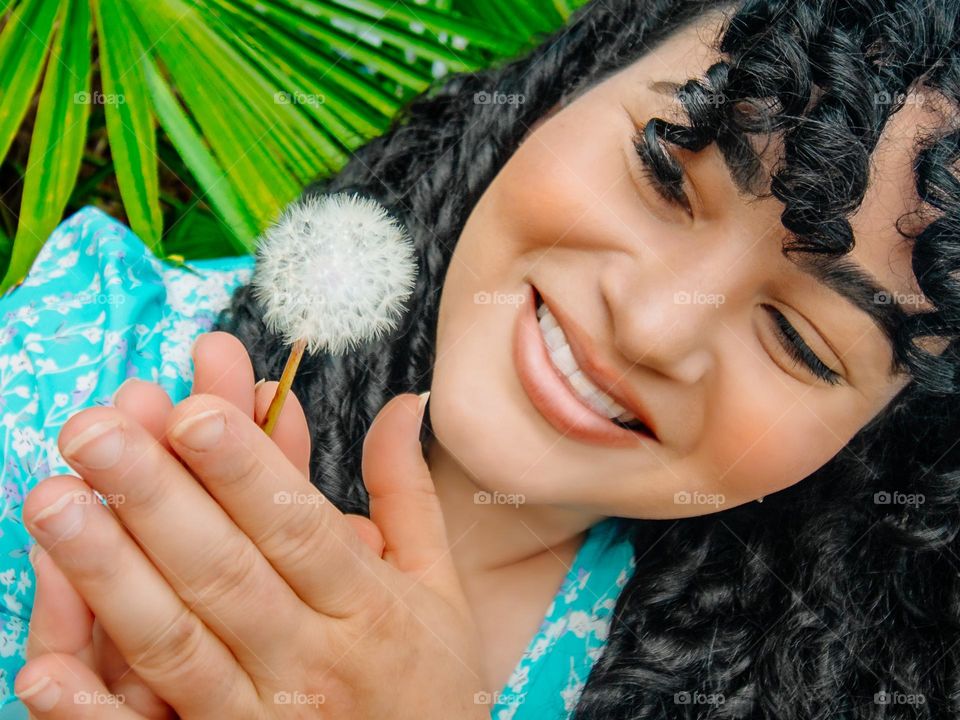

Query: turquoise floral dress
[0,206,637,719]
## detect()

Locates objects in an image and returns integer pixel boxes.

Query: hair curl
[213,1,960,716]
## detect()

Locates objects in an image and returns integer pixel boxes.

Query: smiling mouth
[533,288,656,440]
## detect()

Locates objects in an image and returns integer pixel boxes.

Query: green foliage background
[0,0,586,294]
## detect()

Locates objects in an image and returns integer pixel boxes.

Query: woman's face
[428,10,942,518]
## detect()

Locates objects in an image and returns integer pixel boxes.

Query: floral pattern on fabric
[0,206,638,718]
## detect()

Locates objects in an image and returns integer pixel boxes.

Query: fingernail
[110,377,138,406]
[32,491,87,541]
[28,543,40,566]
[171,409,225,451]
[254,378,266,389]
[63,419,124,469]
[417,391,430,424]
[17,675,60,712]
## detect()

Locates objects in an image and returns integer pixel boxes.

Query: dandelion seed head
[251,192,418,355]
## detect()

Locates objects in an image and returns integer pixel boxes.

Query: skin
[19,6,952,717]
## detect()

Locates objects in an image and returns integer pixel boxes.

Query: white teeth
[536,298,638,422]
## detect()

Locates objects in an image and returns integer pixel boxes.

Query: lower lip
[513,283,650,448]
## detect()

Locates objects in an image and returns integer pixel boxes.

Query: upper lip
[535,285,659,441]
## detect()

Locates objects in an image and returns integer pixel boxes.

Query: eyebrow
[646,78,908,377]
[793,255,906,377]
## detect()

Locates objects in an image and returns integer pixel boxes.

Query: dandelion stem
[259,337,307,436]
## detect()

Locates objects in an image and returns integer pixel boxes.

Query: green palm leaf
[5,0,91,288]
[0,0,588,294]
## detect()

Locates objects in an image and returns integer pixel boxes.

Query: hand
[18,339,485,718]
[22,332,386,718]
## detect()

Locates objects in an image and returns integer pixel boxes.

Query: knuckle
[130,610,208,683]
[60,528,124,587]
[254,497,328,568]
[178,532,263,608]
[219,445,265,493]
[113,464,174,519]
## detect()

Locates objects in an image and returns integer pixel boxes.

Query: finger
[16,653,139,719]
[362,393,460,600]
[23,477,256,719]
[344,515,385,557]
[111,379,175,452]
[93,621,176,720]
[253,380,311,479]
[164,394,385,616]
[28,549,170,718]
[197,332,311,478]
[26,545,94,667]
[54,405,305,676]
[190,331,255,417]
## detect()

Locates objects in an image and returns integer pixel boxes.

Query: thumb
[361,392,457,594]
[15,653,138,718]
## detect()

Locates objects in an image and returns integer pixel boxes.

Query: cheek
[704,383,862,503]
[486,110,628,252]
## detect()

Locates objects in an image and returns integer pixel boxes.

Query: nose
[600,258,726,385]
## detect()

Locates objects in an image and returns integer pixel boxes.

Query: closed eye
[763,304,844,386]
[630,127,694,217]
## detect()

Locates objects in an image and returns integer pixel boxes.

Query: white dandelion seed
[250,192,418,435]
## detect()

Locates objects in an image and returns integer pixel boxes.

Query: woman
[14,0,960,717]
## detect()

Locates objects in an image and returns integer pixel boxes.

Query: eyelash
[630,128,694,217]
[763,305,844,386]
[629,129,843,387]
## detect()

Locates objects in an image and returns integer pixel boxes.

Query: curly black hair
[213,1,960,717]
